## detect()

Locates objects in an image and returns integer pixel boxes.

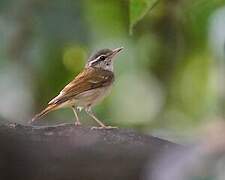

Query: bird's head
[86,47,123,71]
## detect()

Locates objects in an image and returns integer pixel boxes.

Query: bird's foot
[91,126,118,130]
[75,121,81,126]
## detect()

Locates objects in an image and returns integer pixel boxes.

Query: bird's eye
[99,55,106,61]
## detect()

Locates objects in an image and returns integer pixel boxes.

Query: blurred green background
[0,0,225,141]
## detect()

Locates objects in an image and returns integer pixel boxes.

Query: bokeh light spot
[63,46,87,73]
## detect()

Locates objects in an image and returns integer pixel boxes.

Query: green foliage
[129,0,159,34]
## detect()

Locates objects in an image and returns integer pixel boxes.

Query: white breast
[74,85,113,108]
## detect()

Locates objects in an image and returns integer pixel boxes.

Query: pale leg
[85,108,117,129]
[72,106,81,126]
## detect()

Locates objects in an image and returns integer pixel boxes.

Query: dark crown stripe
[88,49,112,62]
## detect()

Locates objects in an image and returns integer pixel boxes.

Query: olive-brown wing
[48,68,114,105]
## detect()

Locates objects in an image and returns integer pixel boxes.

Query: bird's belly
[74,85,112,108]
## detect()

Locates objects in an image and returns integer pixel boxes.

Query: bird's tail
[31,104,58,123]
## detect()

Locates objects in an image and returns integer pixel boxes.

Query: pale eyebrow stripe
[90,58,100,64]
[89,55,106,65]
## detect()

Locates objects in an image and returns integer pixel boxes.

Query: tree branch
[0,122,182,180]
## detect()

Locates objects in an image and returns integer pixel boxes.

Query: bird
[31,47,123,129]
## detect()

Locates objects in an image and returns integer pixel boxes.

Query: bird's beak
[110,47,123,59]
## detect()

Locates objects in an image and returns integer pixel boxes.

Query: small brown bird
[31,47,123,129]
